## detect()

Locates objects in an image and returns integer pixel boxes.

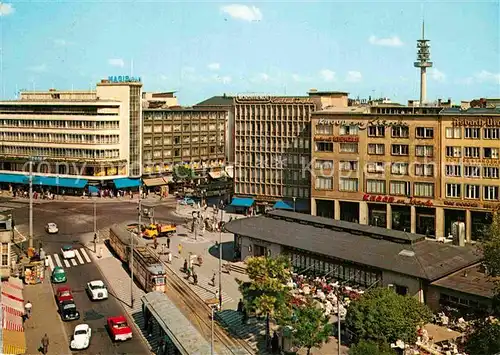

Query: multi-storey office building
[0,78,143,190]
[311,105,500,241]
[196,91,348,212]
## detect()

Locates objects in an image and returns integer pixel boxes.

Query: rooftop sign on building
[108,76,142,83]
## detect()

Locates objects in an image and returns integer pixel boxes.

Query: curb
[7,197,177,206]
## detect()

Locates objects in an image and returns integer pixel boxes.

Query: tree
[290,298,332,355]
[481,212,500,277]
[349,340,395,355]
[465,319,500,355]
[345,288,432,345]
[238,255,291,346]
[172,166,193,183]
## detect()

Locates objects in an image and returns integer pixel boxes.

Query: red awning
[2,306,24,331]
[1,295,24,316]
[7,277,23,290]
[1,282,23,302]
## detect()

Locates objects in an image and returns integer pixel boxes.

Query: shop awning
[2,306,23,331]
[2,329,26,355]
[1,283,23,302]
[273,200,294,210]
[225,166,234,179]
[113,178,141,189]
[7,278,23,291]
[230,197,255,208]
[33,176,88,189]
[208,171,226,179]
[1,295,24,316]
[143,177,170,187]
[0,174,29,185]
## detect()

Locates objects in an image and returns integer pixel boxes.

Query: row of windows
[144,113,224,122]
[445,165,499,179]
[143,146,224,159]
[316,125,435,139]
[446,184,499,200]
[0,119,120,130]
[143,122,224,133]
[235,105,313,118]
[446,146,499,159]
[0,132,119,144]
[143,134,222,146]
[445,127,500,140]
[237,137,310,151]
[315,142,435,157]
[0,146,120,159]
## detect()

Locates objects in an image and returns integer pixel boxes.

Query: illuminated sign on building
[314,136,359,142]
[451,117,500,127]
[362,194,433,207]
[270,97,312,104]
[235,95,271,103]
[108,76,142,83]
[316,118,409,130]
[234,95,312,104]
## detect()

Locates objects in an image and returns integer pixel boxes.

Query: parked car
[70,324,91,350]
[45,222,59,234]
[61,245,76,259]
[179,197,195,206]
[86,280,108,301]
[59,300,80,321]
[51,267,66,283]
[56,286,74,304]
[107,316,132,341]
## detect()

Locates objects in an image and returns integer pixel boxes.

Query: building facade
[311,105,500,241]
[0,78,143,189]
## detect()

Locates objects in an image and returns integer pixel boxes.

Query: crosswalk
[181,272,234,306]
[46,248,92,271]
[215,311,266,352]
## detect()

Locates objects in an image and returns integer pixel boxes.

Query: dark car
[59,300,80,321]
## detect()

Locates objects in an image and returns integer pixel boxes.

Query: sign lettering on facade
[108,76,142,83]
[316,118,409,130]
[445,200,500,211]
[362,194,433,207]
[451,117,500,127]
[234,95,312,104]
[314,135,360,142]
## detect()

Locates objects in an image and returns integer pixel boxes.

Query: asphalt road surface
[9,200,182,355]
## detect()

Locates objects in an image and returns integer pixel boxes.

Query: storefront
[391,205,411,232]
[339,201,359,222]
[368,203,386,227]
[416,207,436,236]
[315,199,335,219]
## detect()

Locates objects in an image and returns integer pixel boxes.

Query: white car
[70,324,91,350]
[61,245,76,259]
[46,222,59,234]
[86,280,108,301]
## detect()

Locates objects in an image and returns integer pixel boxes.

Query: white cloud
[27,64,47,73]
[475,70,500,85]
[0,2,14,16]
[429,68,446,82]
[221,4,262,22]
[108,58,125,68]
[320,69,336,82]
[369,35,404,47]
[207,63,220,71]
[345,71,362,83]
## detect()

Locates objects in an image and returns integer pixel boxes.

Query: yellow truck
[143,224,176,239]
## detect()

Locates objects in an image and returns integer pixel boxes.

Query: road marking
[71,258,77,266]
[54,254,63,268]
[47,255,55,271]
[64,259,71,267]
[74,249,84,264]
[80,249,91,263]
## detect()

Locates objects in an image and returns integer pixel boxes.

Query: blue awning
[34,176,88,189]
[0,173,29,184]
[88,186,99,194]
[230,197,255,208]
[113,178,141,189]
[273,200,294,210]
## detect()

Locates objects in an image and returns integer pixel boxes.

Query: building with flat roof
[0,213,14,279]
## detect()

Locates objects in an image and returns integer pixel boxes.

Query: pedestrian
[237,299,244,313]
[186,268,191,280]
[24,301,32,318]
[167,251,172,264]
[178,243,182,255]
[183,259,188,272]
[271,331,280,354]
[192,270,198,285]
[153,236,158,250]
[241,308,248,325]
[166,237,171,249]
[210,272,216,287]
[41,333,49,354]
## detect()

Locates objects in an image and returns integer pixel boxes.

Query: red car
[107,316,133,342]
[56,286,74,304]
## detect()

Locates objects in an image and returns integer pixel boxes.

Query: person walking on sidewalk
[24,301,32,319]
[178,243,182,255]
[210,272,216,287]
[41,333,49,354]
[166,237,171,249]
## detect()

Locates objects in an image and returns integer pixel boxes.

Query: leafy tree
[465,319,500,355]
[290,298,332,355]
[349,340,395,355]
[345,288,432,345]
[481,212,500,277]
[238,255,291,346]
[172,165,193,183]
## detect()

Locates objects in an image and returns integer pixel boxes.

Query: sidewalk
[24,281,70,355]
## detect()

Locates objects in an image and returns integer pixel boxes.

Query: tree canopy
[349,340,395,355]
[345,287,432,345]
[481,212,500,277]
[172,166,193,182]
[465,319,500,355]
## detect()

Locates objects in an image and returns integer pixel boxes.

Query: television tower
[414,21,432,105]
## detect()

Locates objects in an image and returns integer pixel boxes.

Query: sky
[0,1,499,106]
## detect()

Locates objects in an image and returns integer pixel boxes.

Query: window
[484,186,499,200]
[484,147,499,159]
[464,166,481,178]
[464,147,480,158]
[416,127,434,138]
[414,182,434,198]
[464,184,480,199]
[465,128,480,139]
[390,181,410,196]
[415,164,434,177]
[484,128,500,139]
[315,141,333,152]
[316,125,333,135]
[340,161,358,171]
[392,126,409,138]
[391,144,409,156]
[446,183,461,198]
[446,146,462,158]
[339,143,358,153]
[391,163,408,175]
[368,126,385,137]
[315,159,334,170]
[368,144,384,155]
[445,127,461,139]
[340,125,359,135]
[367,162,385,173]
[1,243,8,266]
[339,178,358,192]
[315,177,333,190]
[446,165,462,177]
[415,145,433,157]
[366,180,386,194]
[483,167,499,179]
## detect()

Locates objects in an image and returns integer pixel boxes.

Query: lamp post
[218,209,223,309]
[293,197,297,212]
[211,305,215,355]
[28,159,33,248]
[130,230,134,308]
[93,199,97,252]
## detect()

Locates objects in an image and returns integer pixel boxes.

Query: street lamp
[93,199,97,252]
[28,159,33,248]
[218,209,223,309]
[293,197,297,212]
